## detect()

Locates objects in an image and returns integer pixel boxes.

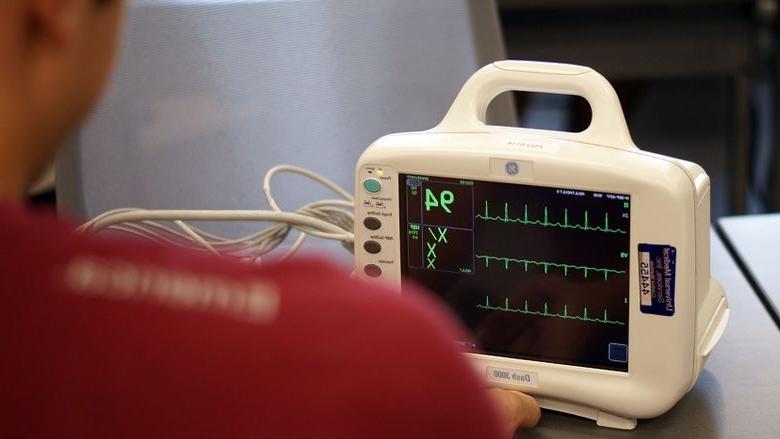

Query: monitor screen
[399,174,631,371]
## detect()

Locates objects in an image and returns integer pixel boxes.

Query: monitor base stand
[536,396,637,430]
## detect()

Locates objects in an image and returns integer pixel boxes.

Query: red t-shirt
[0,203,504,438]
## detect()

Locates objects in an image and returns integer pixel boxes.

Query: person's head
[0,0,124,199]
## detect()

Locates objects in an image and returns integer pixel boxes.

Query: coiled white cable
[78,166,355,261]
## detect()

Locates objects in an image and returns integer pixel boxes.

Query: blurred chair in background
[56,0,515,241]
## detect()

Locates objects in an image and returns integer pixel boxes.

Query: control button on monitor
[363,217,382,230]
[364,240,382,254]
[364,264,382,277]
[608,343,628,363]
[363,178,382,193]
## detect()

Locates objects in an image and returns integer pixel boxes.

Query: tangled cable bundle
[78,165,355,262]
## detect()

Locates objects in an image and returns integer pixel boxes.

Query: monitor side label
[638,243,676,316]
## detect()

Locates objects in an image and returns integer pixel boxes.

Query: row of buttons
[362,215,383,257]
[363,175,384,277]
[363,237,382,277]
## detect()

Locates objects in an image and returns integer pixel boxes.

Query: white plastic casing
[354,62,729,429]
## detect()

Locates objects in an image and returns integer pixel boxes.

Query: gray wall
[57,0,513,238]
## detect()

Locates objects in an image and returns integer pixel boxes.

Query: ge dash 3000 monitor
[354,61,729,430]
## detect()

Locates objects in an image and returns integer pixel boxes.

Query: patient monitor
[354,61,729,429]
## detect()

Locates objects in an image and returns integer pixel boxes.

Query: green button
[363,178,382,193]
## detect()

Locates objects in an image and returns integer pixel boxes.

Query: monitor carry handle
[434,60,637,151]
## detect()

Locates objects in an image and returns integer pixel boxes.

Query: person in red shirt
[0,1,540,437]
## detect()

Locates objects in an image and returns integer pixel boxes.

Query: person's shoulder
[0,203,505,437]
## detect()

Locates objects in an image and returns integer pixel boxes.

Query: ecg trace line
[476,201,627,234]
[476,296,625,326]
[476,254,626,280]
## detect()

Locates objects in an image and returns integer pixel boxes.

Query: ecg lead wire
[78,166,356,260]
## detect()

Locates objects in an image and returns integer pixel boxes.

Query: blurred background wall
[39,0,780,223]
[497,0,779,218]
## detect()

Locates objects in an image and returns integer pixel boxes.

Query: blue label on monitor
[638,244,676,316]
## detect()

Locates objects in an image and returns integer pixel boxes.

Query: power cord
[78,165,355,262]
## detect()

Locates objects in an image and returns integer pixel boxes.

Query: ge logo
[505,161,519,175]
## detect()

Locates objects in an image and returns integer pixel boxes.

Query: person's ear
[27,0,81,49]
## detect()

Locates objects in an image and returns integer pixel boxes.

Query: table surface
[718,213,780,326]
[519,231,780,438]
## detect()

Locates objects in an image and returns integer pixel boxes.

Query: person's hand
[487,388,541,435]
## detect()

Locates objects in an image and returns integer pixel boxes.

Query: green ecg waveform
[476,201,627,234]
[476,254,626,280]
[476,296,625,326]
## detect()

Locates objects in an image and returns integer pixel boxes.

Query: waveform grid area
[476,201,627,234]
[476,254,626,280]
[476,296,625,326]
